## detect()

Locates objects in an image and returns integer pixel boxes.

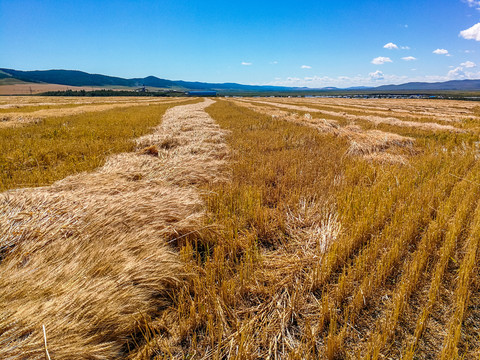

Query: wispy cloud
[446,61,480,80]
[464,0,480,10]
[270,61,278,64]
[433,48,449,55]
[460,23,480,41]
[402,56,417,61]
[383,43,410,50]
[383,42,398,50]
[266,72,409,88]
[447,67,467,79]
[371,56,392,65]
[461,60,476,67]
[301,65,312,69]
[241,62,252,66]
[369,70,384,80]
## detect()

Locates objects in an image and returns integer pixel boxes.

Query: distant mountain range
[1,68,480,92]
[0,68,306,92]
[374,80,480,91]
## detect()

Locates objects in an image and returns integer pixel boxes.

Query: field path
[0,99,228,359]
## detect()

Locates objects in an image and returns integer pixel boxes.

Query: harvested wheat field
[1,96,480,359]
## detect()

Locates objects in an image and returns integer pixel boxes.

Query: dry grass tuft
[345,129,414,157]
[139,145,159,156]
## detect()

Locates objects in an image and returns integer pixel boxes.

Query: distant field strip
[0,98,187,112]
[0,99,228,359]
[263,97,480,123]
[235,98,466,132]
[232,99,415,163]
[0,100,202,191]
[0,97,192,128]
[0,96,175,107]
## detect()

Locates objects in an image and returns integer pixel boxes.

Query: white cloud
[265,69,480,88]
[371,56,392,65]
[461,60,476,68]
[460,23,480,41]
[301,65,312,69]
[383,43,411,50]
[445,63,480,80]
[266,72,410,88]
[270,61,278,64]
[433,48,449,55]
[384,42,398,49]
[369,70,384,80]
[464,0,480,9]
[241,62,252,66]
[402,56,417,61]
[447,67,468,79]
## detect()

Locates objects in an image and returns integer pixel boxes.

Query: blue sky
[1,0,480,87]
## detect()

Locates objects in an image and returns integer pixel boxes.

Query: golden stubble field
[1,95,480,359]
[0,83,103,95]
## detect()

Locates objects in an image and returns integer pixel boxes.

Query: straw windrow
[0,99,228,359]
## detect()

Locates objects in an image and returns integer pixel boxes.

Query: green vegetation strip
[0,100,195,191]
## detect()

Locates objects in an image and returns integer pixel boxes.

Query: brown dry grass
[0,99,228,359]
